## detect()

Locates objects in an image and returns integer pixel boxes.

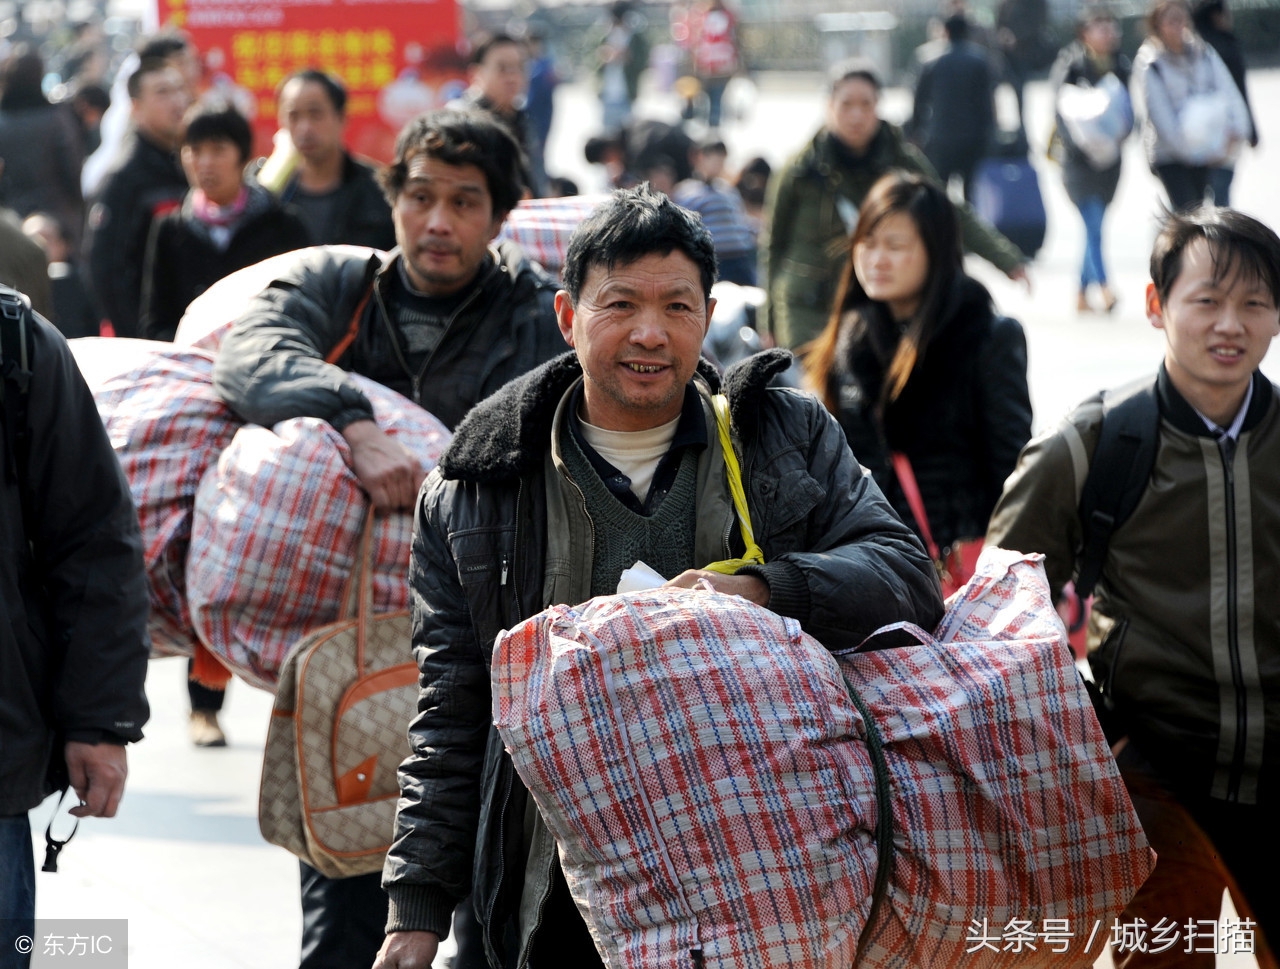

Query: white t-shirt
[579,413,681,505]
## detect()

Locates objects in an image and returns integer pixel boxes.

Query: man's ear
[555,291,576,347]
[1146,282,1165,331]
[704,296,717,336]
[487,210,509,243]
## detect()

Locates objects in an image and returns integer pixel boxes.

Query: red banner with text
[155,0,464,163]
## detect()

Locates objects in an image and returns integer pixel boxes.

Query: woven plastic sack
[493,588,882,969]
[838,546,1155,969]
[74,340,243,657]
[187,374,450,690]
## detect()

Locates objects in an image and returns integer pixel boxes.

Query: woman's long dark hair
[802,170,963,413]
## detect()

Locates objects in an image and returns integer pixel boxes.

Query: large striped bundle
[493,549,1154,968]
[840,548,1155,968]
[186,374,450,690]
[494,589,880,969]
[77,341,242,656]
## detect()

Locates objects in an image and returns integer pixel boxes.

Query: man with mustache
[212,108,563,969]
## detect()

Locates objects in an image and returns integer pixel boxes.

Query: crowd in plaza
[1,0,1279,966]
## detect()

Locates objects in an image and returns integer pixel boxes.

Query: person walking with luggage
[987,205,1280,965]
[908,13,999,202]
[1191,0,1259,203]
[0,286,150,969]
[372,183,944,969]
[1049,5,1133,314]
[1131,0,1250,210]
[760,59,1027,351]
[801,171,1031,585]
[214,108,564,969]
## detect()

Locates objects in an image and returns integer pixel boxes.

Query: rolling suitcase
[973,129,1047,260]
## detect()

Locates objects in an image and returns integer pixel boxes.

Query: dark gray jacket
[383,349,944,964]
[0,303,149,815]
[212,241,563,433]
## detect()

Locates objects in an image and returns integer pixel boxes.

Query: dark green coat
[760,123,1025,349]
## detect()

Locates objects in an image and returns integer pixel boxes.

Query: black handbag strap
[844,673,895,966]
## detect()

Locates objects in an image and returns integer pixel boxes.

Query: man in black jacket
[273,69,396,250]
[374,185,944,969]
[0,288,150,963]
[83,56,190,338]
[213,108,563,969]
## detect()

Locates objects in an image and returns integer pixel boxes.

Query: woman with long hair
[802,171,1032,560]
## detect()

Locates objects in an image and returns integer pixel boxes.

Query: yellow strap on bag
[703,394,766,574]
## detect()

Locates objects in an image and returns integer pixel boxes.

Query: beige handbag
[258,510,418,878]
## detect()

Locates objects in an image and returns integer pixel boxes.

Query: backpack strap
[1074,375,1161,599]
[0,286,33,488]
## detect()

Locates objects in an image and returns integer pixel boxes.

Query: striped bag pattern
[187,374,450,690]
[839,548,1155,968]
[494,549,1153,968]
[493,589,881,969]
[496,195,609,276]
[81,342,242,657]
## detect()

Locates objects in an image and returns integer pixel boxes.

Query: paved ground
[27,68,1280,967]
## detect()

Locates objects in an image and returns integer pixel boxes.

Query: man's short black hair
[944,13,971,40]
[136,31,189,62]
[127,56,174,99]
[279,69,347,117]
[828,58,881,94]
[183,100,253,163]
[1151,205,1280,305]
[379,109,527,215]
[561,183,718,304]
[470,31,523,66]
[72,83,111,113]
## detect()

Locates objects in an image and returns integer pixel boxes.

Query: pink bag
[186,375,450,690]
[82,343,242,657]
[493,548,1154,968]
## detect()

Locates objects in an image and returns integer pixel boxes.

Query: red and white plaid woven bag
[77,341,242,657]
[494,588,881,969]
[186,375,450,690]
[493,548,1153,968]
[838,547,1154,968]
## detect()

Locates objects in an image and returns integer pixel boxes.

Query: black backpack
[1073,375,1161,599]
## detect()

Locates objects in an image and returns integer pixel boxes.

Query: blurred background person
[761,60,1025,351]
[908,12,998,202]
[449,32,535,193]
[271,69,395,249]
[22,212,98,338]
[686,0,742,129]
[83,55,191,338]
[594,0,650,131]
[69,82,111,155]
[995,0,1051,131]
[141,101,309,343]
[673,136,758,284]
[0,201,52,318]
[801,171,1031,568]
[1131,0,1250,210]
[1049,5,1133,314]
[0,46,87,255]
[525,26,561,198]
[1191,0,1259,197]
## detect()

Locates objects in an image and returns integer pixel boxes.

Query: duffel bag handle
[853,620,936,654]
[337,508,379,669]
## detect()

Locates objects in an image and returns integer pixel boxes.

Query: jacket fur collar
[439,348,794,482]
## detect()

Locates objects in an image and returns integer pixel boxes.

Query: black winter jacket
[0,304,150,815]
[140,186,311,342]
[84,130,189,338]
[212,242,563,433]
[829,275,1032,551]
[383,349,945,962]
[277,152,396,251]
[909,40,998,157]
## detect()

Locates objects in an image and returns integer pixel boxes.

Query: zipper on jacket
[483,764,515,967]
[1219,437,1247,802]
[511,479,525,617]
[371,271,484,407]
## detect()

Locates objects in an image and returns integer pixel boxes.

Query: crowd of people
[2,1,1279,968]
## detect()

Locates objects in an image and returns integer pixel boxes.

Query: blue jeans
[0,815,35,969]
[1074,196,1109,289]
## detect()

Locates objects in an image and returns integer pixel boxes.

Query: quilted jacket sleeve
[211,248,380,431]
[382,470,492,937]
[739,388,945,651]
